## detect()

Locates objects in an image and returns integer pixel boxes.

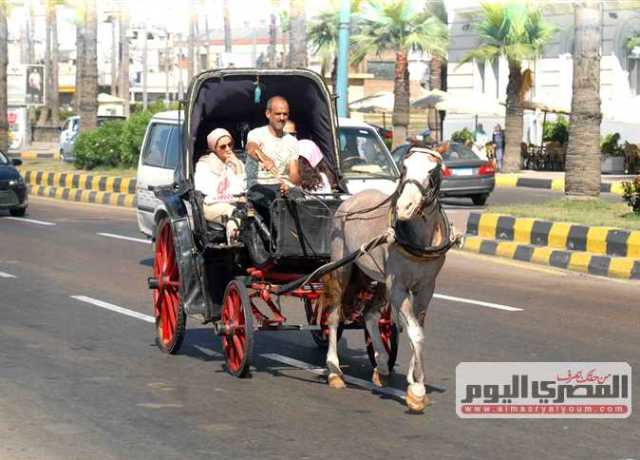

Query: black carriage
[148,69,397,377]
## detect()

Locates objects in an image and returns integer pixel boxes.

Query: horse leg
[364,304,390,387]
[322,270,348,389]
[389,283,429,413]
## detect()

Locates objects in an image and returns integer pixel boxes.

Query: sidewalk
[495,170,636,195]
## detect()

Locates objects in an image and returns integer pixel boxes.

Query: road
[1,196,638,460]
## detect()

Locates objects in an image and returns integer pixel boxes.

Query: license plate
[452,168,474,176]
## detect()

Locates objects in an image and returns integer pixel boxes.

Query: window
[366,61,395,80]
[142,123,173,167]
[338,126,398,178]
[164,127,181,169]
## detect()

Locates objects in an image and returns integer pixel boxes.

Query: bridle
[394,148,443,218]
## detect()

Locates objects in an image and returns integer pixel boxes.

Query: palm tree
[288,0,307,67]
[223,0,232,53]
[39,0,60,126]
[118,1,130,117]
[0,0,8,153]
[565,1,602,198]
[78,0,97,132]
[462,2,555,172]
[307,0,363,91]
[352,0,448,147]
[426,0,447,140]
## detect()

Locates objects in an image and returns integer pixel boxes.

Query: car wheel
[471,194,488,206]
[9,207,26,217]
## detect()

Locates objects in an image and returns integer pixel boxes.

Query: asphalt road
[1,196,638,460]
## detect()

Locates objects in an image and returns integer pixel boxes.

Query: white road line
[4,217,56,226]
[97,232,152,244]
[261,353,407,400]
[433,293,523,312]
[71,295,155,323]
[193,345,223,358]
[0,271,17,279]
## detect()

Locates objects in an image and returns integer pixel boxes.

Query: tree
[118,1,130,117]
[78,0,97,132]
[223,0,232,53]
[0,0,8,153]
[426,0,447,140]
[288,0,307,67]
[39,0,60,126]
[268,1,278,68]
[565,1,602,198]
[462,2,555,172]
[352,0,448,147]
[307,0,363,91]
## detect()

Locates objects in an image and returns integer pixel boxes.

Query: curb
[9,151,59,160]
[21,170,137,194]
[466,212,640,258]
[463,212,640,280]
[28,184,136,208]
[462,236,640,279]
[495,174,626,196]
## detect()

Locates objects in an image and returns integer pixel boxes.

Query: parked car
[391,141,495,205]
[0,151,28,216]
[59,115,127,162]
[136,113,399,238]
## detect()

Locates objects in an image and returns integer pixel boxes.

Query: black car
[391,141,495,206]
[0,151,27,216]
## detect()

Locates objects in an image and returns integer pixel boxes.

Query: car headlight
[9,177,24,186]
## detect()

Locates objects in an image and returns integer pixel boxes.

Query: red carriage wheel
[153,218,186,354]
[221,280,254,378]
[303,299,343,350]
[364,305,398,373]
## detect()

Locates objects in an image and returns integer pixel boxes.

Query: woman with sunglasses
[194,128,246,243]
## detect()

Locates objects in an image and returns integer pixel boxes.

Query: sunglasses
[217,142,233,150]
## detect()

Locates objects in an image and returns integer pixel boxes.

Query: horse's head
[395,147,443,221]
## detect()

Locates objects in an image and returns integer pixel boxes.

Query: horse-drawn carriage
[148,68,459,412]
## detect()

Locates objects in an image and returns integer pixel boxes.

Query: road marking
[433,293,523,312]
[97,232,152,244]
[262,353,407,400]
[0,271,17,279]
[71,295,155,323]
[4,216,56,226]
[193,345,223,358]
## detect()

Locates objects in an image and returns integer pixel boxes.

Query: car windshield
[338,126,398,179]
[0,151,8,165]
[445,142,481,161]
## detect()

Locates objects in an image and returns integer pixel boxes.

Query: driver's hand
[261,156,275,173]
[279,179,289,194]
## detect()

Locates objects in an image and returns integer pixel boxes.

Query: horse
[320,147,456,413]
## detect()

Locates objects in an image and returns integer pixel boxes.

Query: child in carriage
[297,139,334,194]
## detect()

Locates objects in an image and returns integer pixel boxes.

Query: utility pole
[165,31,171,104]
[223,0,232,53]
[142,24,148,110]
[336,0,350,117]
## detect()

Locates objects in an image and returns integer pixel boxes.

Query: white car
[135,113,398,238]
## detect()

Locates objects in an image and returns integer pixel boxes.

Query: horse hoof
[328,373,346,389]
[406,389,432,413]
[372,368,389,388]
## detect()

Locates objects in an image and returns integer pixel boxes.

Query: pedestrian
[492,124,505,172]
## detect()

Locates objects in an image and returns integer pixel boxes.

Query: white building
[445,1,640,143]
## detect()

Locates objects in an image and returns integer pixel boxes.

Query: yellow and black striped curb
[495,174,625,196]
[22,170,137,195]
[462,236,640,279]
[9,151,59,160]
[466,212,640,258]
[28,184,136,208]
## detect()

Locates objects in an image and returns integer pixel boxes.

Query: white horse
[321,148,455,412]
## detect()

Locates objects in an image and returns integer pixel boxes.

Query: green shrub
[601,133,624,157]
[623,177,640,215]
[543,116,569,144]
[73,120,126,169]
[451,127,474,144]
[119,111,153,167]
